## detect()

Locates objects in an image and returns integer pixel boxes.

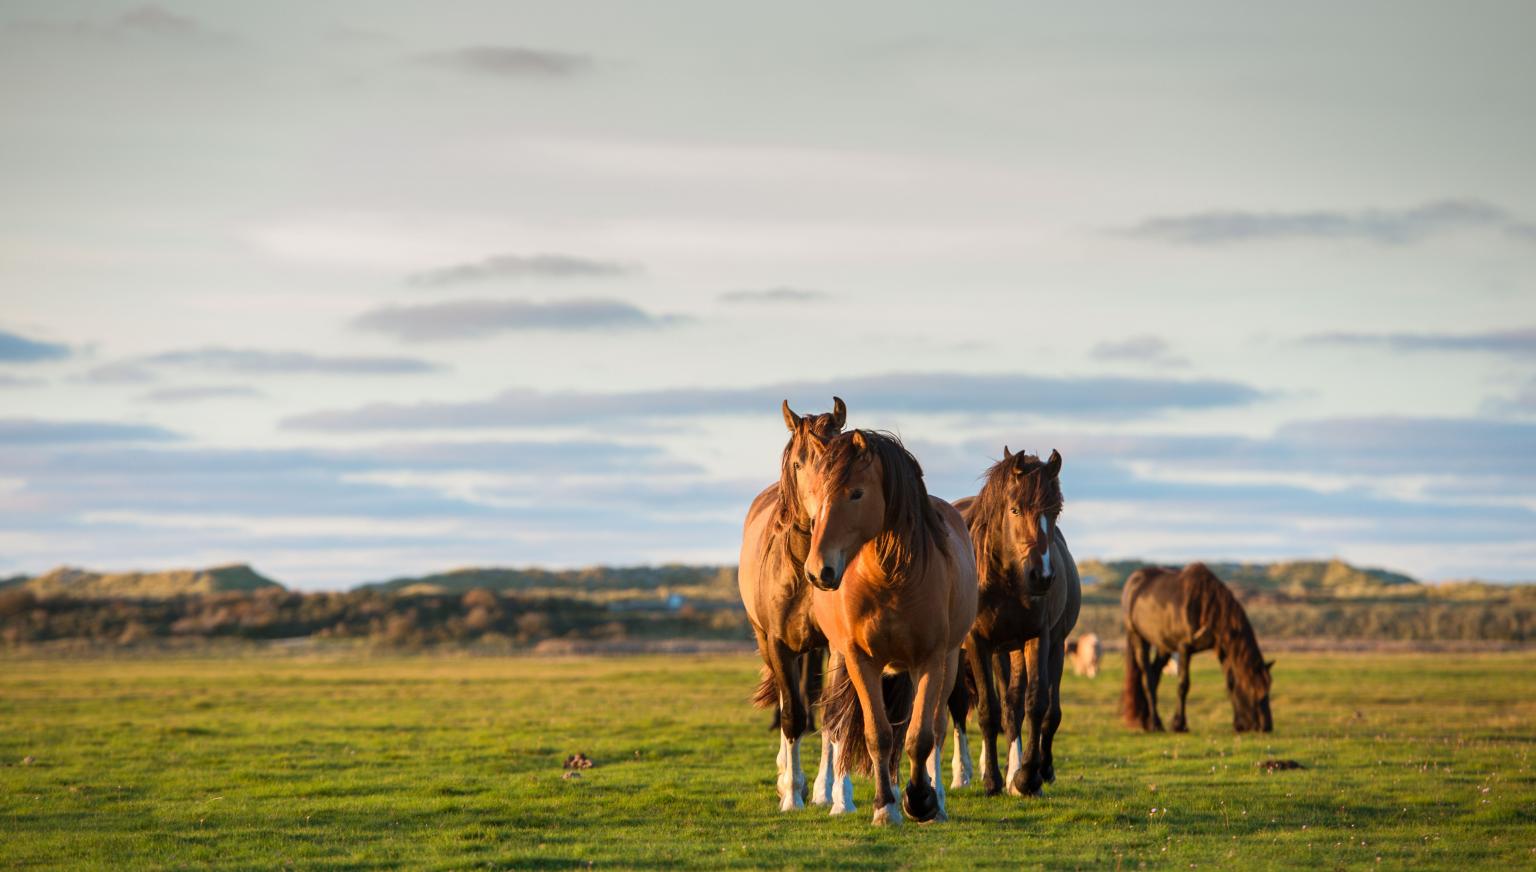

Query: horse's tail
[752,665,777,711]
[822,667,914,775]
[1121,630,1150,729]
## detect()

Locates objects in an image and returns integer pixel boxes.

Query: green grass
[1,652,1533,870]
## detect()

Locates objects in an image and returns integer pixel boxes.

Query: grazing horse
[948,448,1081,797]
[1068,632,1101,678]
[1121,563,1274,733]
[807,430,977,825]
[738,398,846,811]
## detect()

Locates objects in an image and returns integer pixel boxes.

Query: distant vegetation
[0,558,1531,650]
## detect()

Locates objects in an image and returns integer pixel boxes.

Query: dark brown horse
[948,448,1081,797]
[1121,563,1274,733]
[738,398,845,811]
[808,430,977,825]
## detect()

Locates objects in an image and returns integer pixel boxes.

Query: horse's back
[738,483,781,629]
[1123,564,1206,652]
[929,495,980,646]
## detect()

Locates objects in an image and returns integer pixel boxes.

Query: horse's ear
[1002,445,1012,460]
[1264,659,1276,672]
[1013,452,1029,475]
[851,429,868,452]
[831,396,847,430]
[782,400,801,432]
[1044,449,1062,477]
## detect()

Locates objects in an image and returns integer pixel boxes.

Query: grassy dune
[1,651,1532,869]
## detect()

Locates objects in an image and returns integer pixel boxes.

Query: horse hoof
[872,803,903,826]
[778,793,804,812]
[1009,771,1043,798]
[949,775,970,790]
[1041,764,1056,784]
[902,780,939,823]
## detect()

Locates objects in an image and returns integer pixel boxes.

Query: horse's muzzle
[807,565,841,592]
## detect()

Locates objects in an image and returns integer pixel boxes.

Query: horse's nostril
[819,566,837,585]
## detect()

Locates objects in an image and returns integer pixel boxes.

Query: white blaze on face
[1038,515,1052,578]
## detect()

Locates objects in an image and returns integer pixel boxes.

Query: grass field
[2,651,1533,869]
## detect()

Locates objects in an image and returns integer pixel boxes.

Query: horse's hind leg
[947,647,973,789]
[1133,640,1165,732]
[1144,648,1170,732]
[1171,645,1193,732]
[812,650,852,811]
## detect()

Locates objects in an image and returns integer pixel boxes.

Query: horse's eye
[850,489,864,500]
[1010,507,1020,516]
[793,461,801,471]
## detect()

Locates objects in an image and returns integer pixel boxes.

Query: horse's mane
[968,451,1064,580]
[818,429,949,580]
[1188,563,1270,700]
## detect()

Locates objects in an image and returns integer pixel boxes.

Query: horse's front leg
[846,655,899,825]
[766,641,806,811]
[1011,640,1050,797]
[1170,645,1192,732]
[1002,649,1028,795]
[900,650,949,823]
[1038,632,1066,785]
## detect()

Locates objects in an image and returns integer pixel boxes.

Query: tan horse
[1068,633,1100,678]
[738,398,846,811]
[948,448,1081,797]
[805,429,978,825]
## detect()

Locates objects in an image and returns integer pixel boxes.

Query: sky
[2,1,1534,588]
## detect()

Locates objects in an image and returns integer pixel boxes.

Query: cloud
[1122,199,1536,246]
[137,385,265,404]
[353,299,683,341]
[283,371,1267,432]
[407,253,634,287]
[0,418,179,445]
[1306,327,1536,356]
[1484,377,1536,417]
[1090,335,1188,367]
[0,374,45,388]
[143,347,440,375]
[79,362,158,384]
[718,287,830,304]
[0,329,69,363]
[415,46,592,78]
[6,4,232,45]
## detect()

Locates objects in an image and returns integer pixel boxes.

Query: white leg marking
[811,731,835,806]
[927,737,948,822]
[828,743,856,815]
[949,728,972,789]
[776,733,804,811]
[872,802,903,826]
[1005,736,1024,793]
